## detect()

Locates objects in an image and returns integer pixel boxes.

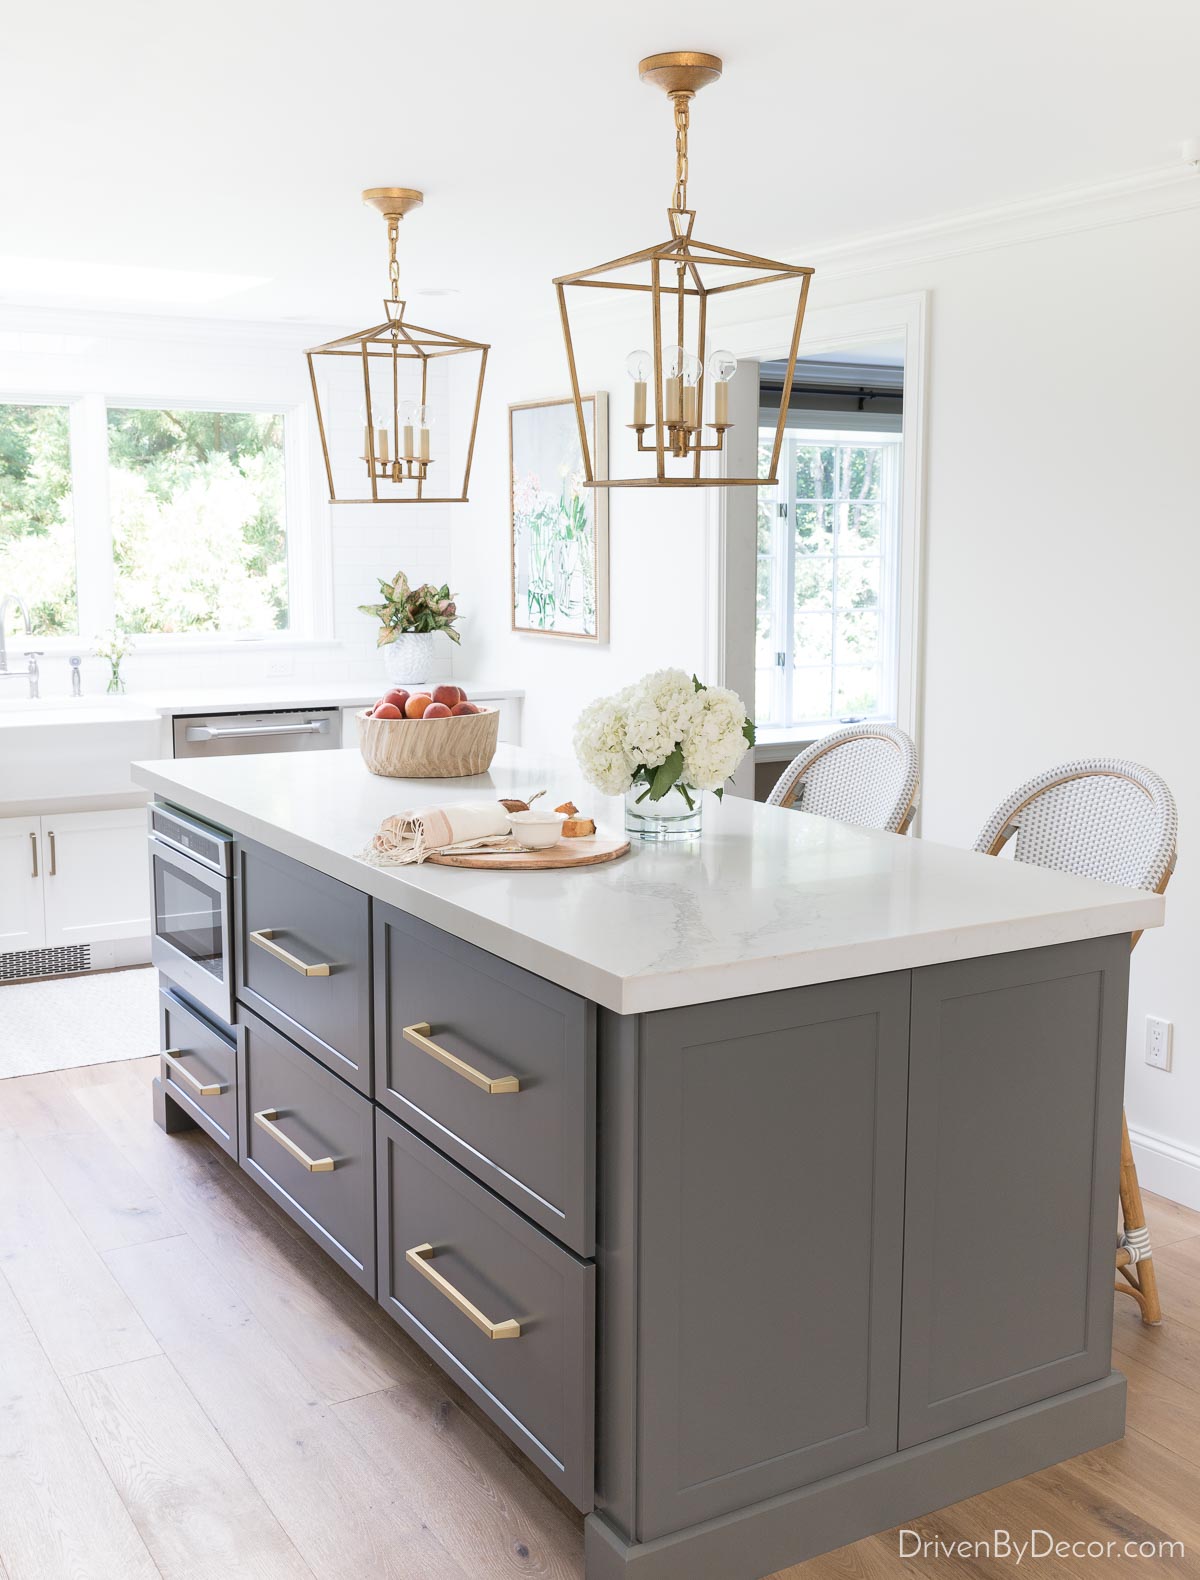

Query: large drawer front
[239,1006,375,1293]
[236,838,371,1093]
[159,988,238,1159]
[374,903,595,1255]
[376,1111,594,1511]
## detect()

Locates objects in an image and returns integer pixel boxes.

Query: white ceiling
[3,0,1197,330]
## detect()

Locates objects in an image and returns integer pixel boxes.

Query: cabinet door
[41,808,151,946]
[0,816,45,953]
[900,936,1128,1449]
[631,973,911,1541]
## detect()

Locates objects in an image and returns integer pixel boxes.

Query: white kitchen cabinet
[40,808,150,947]
[0,816,45,953]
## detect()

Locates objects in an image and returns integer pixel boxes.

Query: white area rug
[0,966,159,1079]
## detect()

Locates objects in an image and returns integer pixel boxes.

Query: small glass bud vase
[625,782,702,840]
[106,664,125,695]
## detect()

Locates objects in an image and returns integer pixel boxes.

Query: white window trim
[1,388,325,652]
[703,290,928,771]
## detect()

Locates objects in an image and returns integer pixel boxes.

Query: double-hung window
[0,400,291,640]
[756,430,902,731]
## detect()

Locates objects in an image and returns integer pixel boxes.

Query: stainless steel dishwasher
[172,707,342,758]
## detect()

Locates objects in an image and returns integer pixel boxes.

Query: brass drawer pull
[253,1108,335,1173]
[402,1023,520,1094]
[163,1048,223,1098]
[29,831,38,879]
[250,929,331,977]
[406,1243,521,1340]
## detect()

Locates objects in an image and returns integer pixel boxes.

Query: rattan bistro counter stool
[974,758,1178,1325]
[767,723,920,833]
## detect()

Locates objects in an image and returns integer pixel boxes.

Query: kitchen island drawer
[239,1006,375,1293]
[376,1111,594,1511]
[374,902,595,1255]
[159,988,238,1159]
[236,837,372,1094]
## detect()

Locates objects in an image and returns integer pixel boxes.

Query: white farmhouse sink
[0,694,167,801]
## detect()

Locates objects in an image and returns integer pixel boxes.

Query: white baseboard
[1128,1125,1200,1214]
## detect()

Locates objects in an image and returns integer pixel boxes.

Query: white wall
[452,199,1200,1203]
[0,309,458,697]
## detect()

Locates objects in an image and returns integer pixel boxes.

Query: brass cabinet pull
[405,1243,521,1340]
[253,1108,335,1172]
[402,1023,520,1094]
[48,830,57,876]
[250,929,331,977]
[162,1047,223,1098]
[29,831,38,879]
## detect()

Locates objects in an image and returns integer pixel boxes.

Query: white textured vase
[382,632,435,686]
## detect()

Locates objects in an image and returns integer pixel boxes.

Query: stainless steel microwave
[148,804,234,1026]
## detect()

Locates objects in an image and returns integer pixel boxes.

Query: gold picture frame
[509,393,609,642]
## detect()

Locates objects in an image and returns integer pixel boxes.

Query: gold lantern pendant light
[306,189,489,504]
[554,52,814,489]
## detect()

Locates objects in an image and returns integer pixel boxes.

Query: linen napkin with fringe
[360,801,514,867]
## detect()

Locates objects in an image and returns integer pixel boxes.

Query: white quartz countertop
[131,745,1163,1014]
[125,679,522,717]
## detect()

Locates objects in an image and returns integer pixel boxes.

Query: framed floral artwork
[509,393,609,641]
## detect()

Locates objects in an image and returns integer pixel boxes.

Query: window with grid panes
[756,431,901,731]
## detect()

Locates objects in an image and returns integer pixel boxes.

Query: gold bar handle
[250,929,331,977]
[402,1023,519,1095]
[253,1108,335,1172]
[30,831,38,879]
[405,1243,521,1340]
[162,1048,223,1098]
[48,830,57,877]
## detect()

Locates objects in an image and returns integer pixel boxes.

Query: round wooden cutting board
[426,833,631,870]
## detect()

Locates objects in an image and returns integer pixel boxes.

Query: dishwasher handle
[184,720,330,743]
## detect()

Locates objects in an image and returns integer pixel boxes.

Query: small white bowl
[507,810,567,850]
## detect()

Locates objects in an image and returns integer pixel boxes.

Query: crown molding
[798,162,1200,282]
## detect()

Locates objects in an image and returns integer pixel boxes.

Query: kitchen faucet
[0,593,40,698]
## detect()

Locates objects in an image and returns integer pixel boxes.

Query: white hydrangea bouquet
[573,668,755,839]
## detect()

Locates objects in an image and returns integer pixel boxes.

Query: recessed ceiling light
[0,256,269,306]
[414,286,459,297]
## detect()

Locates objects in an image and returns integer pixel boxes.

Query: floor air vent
[0,945,92,982]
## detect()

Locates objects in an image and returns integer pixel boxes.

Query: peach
[383,688,410,710]
[450,701,479,716]
[432,684,462,708]
[372,702,402,719]
[404,693,432,719]
[424,701,452,718]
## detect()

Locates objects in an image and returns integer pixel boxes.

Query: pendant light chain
[387,217,401,302]
[672,93,690,212]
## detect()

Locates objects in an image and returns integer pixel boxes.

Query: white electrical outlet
[265,655,294,678]
[1146,1016,1173,1071]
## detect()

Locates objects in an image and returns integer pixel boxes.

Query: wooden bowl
[357,706,500,779]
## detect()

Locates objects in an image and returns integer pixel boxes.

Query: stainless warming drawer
[172,708,342,758]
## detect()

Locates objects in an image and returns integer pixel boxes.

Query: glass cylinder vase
[625,782,702,840]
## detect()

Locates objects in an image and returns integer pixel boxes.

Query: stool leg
[1117,1109,1163,1325]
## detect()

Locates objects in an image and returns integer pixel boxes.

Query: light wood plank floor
[0,1057,1196,1579]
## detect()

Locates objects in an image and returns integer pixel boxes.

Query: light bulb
[681,352,702,387]
[663,345,685,381]
[626,349,652,382]
[415,404,434,430]
[708,349,736,383]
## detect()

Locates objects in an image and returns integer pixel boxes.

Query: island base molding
[584,1372,1127,1580]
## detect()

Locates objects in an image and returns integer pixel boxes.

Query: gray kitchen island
[133,744,1163,1580]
